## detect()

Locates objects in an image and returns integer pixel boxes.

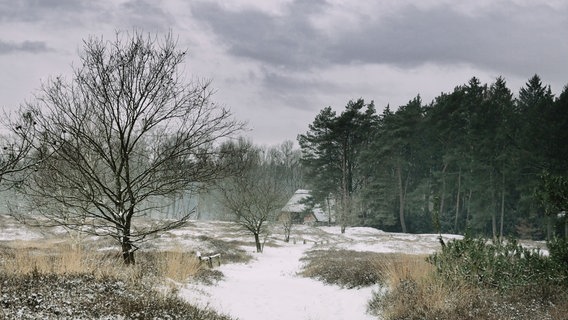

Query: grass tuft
[300,249,384,288]
[369,254,476,319]
[155,248,202,282]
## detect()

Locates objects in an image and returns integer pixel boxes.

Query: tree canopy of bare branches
[14,31,244,265]
[215,139,290,253]
[0,111,37,191]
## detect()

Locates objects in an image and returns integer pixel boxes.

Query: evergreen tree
[361,96,426,233]
[515,75,556,238]
[299,99,377,233]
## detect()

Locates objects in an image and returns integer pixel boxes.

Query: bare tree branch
[215,139,290,253]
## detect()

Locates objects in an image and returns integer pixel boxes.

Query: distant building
[278,189,334,225]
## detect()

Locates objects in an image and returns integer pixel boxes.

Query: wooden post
[197,252,221,268]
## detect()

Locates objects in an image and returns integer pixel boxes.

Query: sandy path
[179,243,377,320]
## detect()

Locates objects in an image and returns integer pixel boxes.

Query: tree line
[299,76,568,240]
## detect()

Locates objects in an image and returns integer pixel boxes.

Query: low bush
[300,249,385,288]
[427,236,565,294]
[150,249,202,283]
[548,237,568,273]
[370,236,568,320]
[368,254,482,319]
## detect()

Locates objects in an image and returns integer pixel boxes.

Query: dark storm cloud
[0,40,51,54]
[190,1,568,78]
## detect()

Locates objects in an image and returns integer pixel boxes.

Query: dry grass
[155,248,202,282]
[300,249,383,288]
[374,253,431,285]
[0,237,234,319]
[0,239,202,284]
[370,254,476,319]
[0,240,118,277]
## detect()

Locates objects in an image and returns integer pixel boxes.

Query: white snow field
[175,222,465,320]
[181,244,376,320]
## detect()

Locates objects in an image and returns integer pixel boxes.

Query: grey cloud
[328,3,568,77]
[260,71,340,109]
[119,0,175,32]
[190,0,568,78]
[0,40,51,54]
[190,1,329,68]
[0,0,95,23]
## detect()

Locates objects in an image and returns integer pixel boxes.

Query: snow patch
[180,244,377,320]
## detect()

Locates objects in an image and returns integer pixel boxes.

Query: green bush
[427,236,565,293]
[548,237,568,272]
[371,237,568,319]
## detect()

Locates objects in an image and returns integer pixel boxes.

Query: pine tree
[299,99,377,233]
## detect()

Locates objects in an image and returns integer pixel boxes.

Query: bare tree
[265,141,305,242]
[280,211,293,243]
[267,140,304,195]
[216,139,288,253]
[14,31,244,265]
[0,111,36,191]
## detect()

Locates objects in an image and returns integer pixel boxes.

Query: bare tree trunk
[439,163,448,232]
[466,189,473,230]
[121,223,135,265]
[490,171,497,242]
[454,168,461,234]
[499,171,505,241]
[341,141,349,234]
[326,197,332,227]
[282,212,292,243]
[564,215,567,241]
[254,233,262,253]
[547,216,553,241]
[396,161,407,233]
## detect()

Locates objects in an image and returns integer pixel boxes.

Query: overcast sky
[1,0,567,145]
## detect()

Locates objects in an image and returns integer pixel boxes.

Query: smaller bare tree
[280,211,293,243]
[216,139,288,253]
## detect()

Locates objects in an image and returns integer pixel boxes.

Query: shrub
[427,236,561,292]
[548,237,568,273]
[153,249,202,282]
[196,235,253,264]
[300,249,383,288]
[368,254,474,319]
[370,236,568,319]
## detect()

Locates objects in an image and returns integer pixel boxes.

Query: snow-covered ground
[173,223,466,320]
[180,244,376,320]
[0,215,547,320]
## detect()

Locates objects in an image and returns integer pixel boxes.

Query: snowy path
[179,243,377,320]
